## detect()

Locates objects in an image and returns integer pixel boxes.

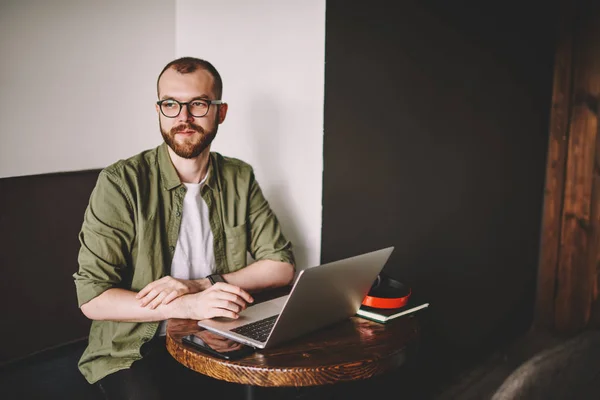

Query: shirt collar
[204,154,217,191]
[158,143,181,191]
[158,142,217,191]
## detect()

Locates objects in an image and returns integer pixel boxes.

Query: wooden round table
[166,313,420,398]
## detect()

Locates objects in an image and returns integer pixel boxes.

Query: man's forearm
[223,260,295,292]
[80,288,183,322]
[80,262,293,321]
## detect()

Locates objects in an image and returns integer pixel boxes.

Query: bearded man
[73,57,295,399]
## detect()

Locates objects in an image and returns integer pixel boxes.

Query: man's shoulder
[210,152,254,174]
[101,145,160,180]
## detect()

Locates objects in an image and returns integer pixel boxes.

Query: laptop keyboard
[231,314,279,342]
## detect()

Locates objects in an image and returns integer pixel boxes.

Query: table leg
[244,384,256,400]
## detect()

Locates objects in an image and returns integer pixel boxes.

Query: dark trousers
[95,336,240,400]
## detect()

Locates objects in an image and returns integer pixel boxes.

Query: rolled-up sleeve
[246,171,295,267]
[73,169,135,307]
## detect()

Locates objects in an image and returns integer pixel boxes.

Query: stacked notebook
[356,298,429,323]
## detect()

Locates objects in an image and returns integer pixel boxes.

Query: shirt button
[169,246,175,251]
[176,211,181,217]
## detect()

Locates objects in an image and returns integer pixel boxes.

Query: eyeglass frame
[156,98,225,118]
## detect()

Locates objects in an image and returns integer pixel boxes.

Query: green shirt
[73,143,295,384]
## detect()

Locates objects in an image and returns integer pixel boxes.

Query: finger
[162,290,181,305]
[139,289,159,307]
[149,292,167,309]
[213,283,254,304]
[212,291,248,310]
[217,299,244,314]
[137,276,174,299]
[136,283,156,299]
[210,308,239,319]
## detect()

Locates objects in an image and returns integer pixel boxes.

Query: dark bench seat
[0,340,102,400]
[0,170,102,398]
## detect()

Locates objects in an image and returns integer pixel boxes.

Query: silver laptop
[197,246,394,349]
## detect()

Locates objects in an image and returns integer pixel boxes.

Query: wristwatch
[207,274,225,285]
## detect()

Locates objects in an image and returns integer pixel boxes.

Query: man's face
[156,68,227,159]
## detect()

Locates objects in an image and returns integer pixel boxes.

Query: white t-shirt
[159,179,216,336]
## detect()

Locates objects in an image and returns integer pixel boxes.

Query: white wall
[0,0,175,177]
[176,0,324,269]
[0,0,324,268]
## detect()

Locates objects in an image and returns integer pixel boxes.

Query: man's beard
[160,121,217,159]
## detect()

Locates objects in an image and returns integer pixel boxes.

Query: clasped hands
[135,276,254,320]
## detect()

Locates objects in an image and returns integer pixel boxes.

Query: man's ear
[218,103,228,124]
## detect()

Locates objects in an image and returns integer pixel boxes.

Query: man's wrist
[159,298,181,320]
[207,274,226,285]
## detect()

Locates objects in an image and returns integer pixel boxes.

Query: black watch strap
[207,274,225,285]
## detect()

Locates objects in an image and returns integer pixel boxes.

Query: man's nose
[178,104,194,122]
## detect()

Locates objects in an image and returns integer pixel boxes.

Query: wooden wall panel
[534,0,574,330]
[536,0,600,333]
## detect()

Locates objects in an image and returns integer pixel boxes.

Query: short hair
[156,57,223,99]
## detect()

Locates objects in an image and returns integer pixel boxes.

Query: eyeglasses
[156,98,224,118]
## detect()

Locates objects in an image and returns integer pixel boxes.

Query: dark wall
[322,0,559,358]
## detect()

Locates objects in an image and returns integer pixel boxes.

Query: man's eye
[191,101,208,108]
[163,101,178,108]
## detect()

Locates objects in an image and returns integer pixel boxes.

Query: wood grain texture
[534,0,574,331]
[166,315,420,387]
[579,3,600,330]
[554,2,600,333]
[535,0,600,334]
[584,1,600,330]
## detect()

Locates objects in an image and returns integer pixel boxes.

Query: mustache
[171,123,204,134]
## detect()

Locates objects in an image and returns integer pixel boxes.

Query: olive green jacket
[73,143,294,384]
